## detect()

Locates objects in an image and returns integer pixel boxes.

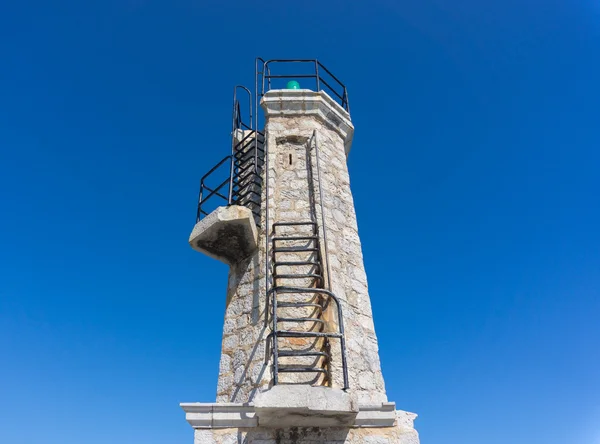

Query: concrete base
[181,402,419,443]
[189,205,258,265]
[181,397,419,443]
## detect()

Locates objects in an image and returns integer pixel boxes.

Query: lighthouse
[181,59,419,444]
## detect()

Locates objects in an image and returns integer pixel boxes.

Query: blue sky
[1,0,599,443]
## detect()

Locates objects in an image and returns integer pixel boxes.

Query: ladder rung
[272,236,318,241]
[234,152,263,162]
[277,367,328,374]
[278,350,329,358]
[273,247,319,253]
[274,261,320,267]
[234,152,263,163]
[272,287,331,296]
[233,179,262,189]
[234,146,257,156]
[276,331,343,339]
[235,163,262,176]
[274,274,322,280]
[276,302,323,310]
[269,285,331,297]
[233,189,261,199]
[277,317,325,324]
[273,221,316,227]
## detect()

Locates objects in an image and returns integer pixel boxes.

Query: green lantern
[286,80,300,90]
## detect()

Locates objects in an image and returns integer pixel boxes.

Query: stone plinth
[181,401,419,443]
[189,205,258,265]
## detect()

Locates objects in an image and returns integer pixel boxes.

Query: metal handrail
[269,284,350,390]
[196,156,233,222]
[268,219,350,390]
[232,85,253,136]
[195,80,264,223]
[256,59,350,113]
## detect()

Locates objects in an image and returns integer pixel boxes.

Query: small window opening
[289,153,293,165]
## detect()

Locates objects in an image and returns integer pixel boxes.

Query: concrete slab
[189,205,258,265]
[253,385,358,427]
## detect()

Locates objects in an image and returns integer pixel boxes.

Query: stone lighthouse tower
[181,59,419,444]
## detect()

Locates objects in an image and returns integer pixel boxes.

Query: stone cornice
[180,403,257,428]
[180,401,404,429]
[260,89,355,154]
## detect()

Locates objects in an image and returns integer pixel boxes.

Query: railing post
[272,288,279,385]
[196,183,203,223]
[315,60,320,92]
[228,155,234,205]
[344,88,350,114]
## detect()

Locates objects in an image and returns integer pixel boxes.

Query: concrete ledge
[180,403,257,428]
[188,205,257,265]
[181,398,406,429]
[261,89,354,154]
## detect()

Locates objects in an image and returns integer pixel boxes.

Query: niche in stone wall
[276,135,308,171]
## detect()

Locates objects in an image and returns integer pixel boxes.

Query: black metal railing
[195,155,232,221]
[195,85,264,223]
[255,58,350,113]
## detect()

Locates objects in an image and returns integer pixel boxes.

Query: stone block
[189,205,258,265]
[254,385,358,427]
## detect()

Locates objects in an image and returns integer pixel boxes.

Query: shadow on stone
[189,206,258,265]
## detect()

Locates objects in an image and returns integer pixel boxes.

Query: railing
[195,85,263,223]
[255,58,350,113]
[232,85,253,132]
[268,221,349,390]
[196,60,350,225]
[196,155,233,222]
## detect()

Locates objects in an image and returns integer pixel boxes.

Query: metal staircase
[195,86,264,224]
[231,128,264,223]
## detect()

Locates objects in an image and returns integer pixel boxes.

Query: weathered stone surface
[261,89,354,154]
[191,416,420,444]
[189,205,258,265]
[182,403,257,429]
[254,385,357,427]
[257,90,387,402]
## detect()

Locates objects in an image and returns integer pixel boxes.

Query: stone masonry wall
[263,110,387,404]
[215,91,387,404]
